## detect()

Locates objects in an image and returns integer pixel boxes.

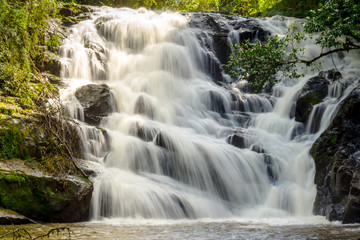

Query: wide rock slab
[0,160,93,223]
[0,208,35,225]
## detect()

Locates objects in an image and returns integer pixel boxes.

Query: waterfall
[59,9,360,220]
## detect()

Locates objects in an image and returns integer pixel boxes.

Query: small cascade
[59,9,360,221]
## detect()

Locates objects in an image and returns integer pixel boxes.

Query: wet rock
[227,134,246,149]
[41,73,66,87]
[75,84,116,126]
[319,69,342,82]
[84,32,108,80]
[311,89,360,223]
[204,51,224,83]
[295,75,330,124]
[154,132,176,151]
[129,122,158,142]
[251,144,265,154]
[0,208,35,225]
[59,3,93,27]
[264,154,278,184]
[209,91,227,115]
[134,95,155,119]
[0,161,93,223]
[212,32,232,65]
[42,53,62,77]
[186,13,269,83]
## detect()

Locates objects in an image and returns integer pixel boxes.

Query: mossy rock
[295,75,329,125]
[0,170,92,223]
[0,120,29,160]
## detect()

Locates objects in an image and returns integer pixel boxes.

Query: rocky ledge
[0,160,93,223]
[311,88,360,224]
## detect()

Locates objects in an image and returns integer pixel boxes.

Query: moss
[312,143,318,161]
[0,207,22,215]
[303,92,324,105]
[0,171,47,216]
[330,134,338,145]
[46,187,54,198]
[0,120,28,160]
[79,176,91,184]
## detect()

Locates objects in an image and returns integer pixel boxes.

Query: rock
[208,90,227,115]
[0,161,93,223]
[39,19,65,76]
[75,84,116,125]
[264,154,278,184]
[59,3,93,27]
[41,73,65,87]
[129,122,158,142]
[185,13,269,83]
[295,75,330,125]
[154,132,176,151]
[227,134,246,149]
[134,95,155,119]
[311,89,360,223]
[42,53,63,77]
[84,32,108,80]
[0,208,35,225]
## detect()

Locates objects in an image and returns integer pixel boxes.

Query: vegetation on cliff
[0,0,86,175]
[0,0,92,222]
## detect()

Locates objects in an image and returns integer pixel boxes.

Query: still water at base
[2,218,360,239]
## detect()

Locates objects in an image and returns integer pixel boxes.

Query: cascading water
[59,8,360,221]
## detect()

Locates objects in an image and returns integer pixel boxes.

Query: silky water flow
[59,8,360,221]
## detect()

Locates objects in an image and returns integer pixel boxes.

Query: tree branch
[300,46,360,66]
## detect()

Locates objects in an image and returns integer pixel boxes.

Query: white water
[59,9,360,221]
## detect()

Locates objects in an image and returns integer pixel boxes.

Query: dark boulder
[75,84,116,125]
[311,89,360,223]
[227,134,246,149]
[295,75,330,125]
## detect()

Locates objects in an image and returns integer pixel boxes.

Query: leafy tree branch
[225,0,360,92]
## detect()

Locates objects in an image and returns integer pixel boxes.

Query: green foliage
[0,0,59,106]
[226,0,360,92]
[263,0,320,18]
[225,25,305,92]
[305,0,360,49]
[0,121,28,160]
[77,0,280,15]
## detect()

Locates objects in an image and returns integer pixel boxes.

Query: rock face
[185,13,269,83]
[0,161,93,223]
[75,84,116,125]
[311,89,360,223]
[295,75,330,125]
